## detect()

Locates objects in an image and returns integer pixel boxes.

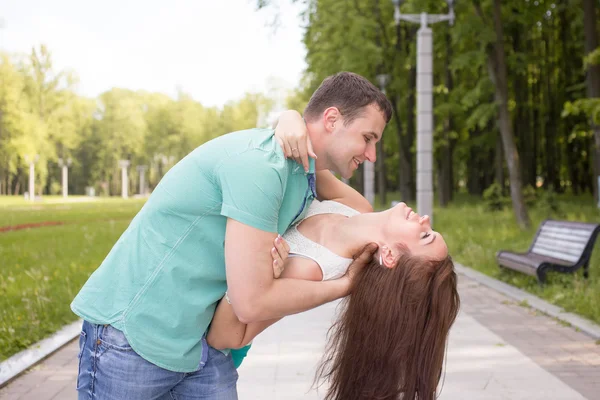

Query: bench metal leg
[583,263,589,279]
[536,269,547,285]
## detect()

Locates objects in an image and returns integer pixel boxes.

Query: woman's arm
[316,170,373,213]
[273,110,316,173]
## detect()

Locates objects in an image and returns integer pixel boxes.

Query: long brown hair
[315,248,460,400]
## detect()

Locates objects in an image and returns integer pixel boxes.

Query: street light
[376,74,390,207]
[391,0,455,226]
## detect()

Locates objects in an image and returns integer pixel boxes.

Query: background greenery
[1,194,598,362]
[2,0,600,361]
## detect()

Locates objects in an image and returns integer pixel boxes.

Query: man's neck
[306,122,330,172]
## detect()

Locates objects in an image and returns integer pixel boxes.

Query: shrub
[538,187,563,217]
[522,185,537,207]
[483,183,506,211]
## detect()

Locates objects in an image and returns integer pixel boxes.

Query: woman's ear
[380,246,395,269]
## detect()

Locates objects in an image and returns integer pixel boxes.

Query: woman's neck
[321,211,385,258]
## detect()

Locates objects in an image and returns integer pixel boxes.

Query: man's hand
[270,235,290,278]
[274,110,317,173]
[343,243,379,294]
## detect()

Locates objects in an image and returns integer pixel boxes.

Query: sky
[1,0,307,107]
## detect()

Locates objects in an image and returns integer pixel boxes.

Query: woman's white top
[282,200,360,281]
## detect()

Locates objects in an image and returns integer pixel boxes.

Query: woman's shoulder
[307,199,361,217]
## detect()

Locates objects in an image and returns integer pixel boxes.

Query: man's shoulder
[213,129,290,174]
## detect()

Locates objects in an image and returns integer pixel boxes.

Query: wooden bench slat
[530,246,581,263]
[539,226,594,240]
[532,236,586,253]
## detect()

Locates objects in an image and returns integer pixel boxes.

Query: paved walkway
[1,274,599,399]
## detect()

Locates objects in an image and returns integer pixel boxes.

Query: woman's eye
[421,232,431,239]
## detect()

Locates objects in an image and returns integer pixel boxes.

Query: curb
[455,263,600,340]
[0,320,82,388]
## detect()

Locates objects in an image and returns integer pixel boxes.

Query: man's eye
[364,136,371,143]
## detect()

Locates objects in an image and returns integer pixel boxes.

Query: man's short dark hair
[304,72,393,125]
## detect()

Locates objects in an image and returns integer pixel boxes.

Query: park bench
[496,220,600,284]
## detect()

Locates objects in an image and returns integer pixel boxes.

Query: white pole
[137,165,148,195]
[28,162,35,202]
[62,165,68,198]
[119,160,130,199]
[363,162,375,206]
[416,13,434,225]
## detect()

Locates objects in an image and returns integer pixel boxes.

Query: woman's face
[382,202,448,260]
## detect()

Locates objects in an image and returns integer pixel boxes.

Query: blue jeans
[76,321,238,400]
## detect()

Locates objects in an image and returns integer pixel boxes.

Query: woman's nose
[419,215,430,226]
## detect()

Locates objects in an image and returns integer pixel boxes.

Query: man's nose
[365,145,376,163]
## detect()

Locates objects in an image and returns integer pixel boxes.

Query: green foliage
[583,46,600,68]
[537,187,564,218]
[0,46,277,196]
[522,185,537,208]
[562,99,600,125]
[483,182,507,211]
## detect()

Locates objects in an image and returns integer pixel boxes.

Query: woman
[207,184,460,400]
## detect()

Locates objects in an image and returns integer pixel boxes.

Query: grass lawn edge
[0,319,82,388]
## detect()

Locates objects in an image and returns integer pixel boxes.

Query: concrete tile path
[1,274,599,399]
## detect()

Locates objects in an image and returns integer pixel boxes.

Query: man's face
[327,104,387,179]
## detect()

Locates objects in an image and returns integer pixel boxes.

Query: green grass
[378,192,600,326]
[0,196,146,227]
[1,192,599,362]
[0,197,144,361]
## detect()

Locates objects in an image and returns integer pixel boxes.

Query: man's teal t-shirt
[70,128,315,372]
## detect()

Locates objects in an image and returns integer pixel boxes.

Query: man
[71,71,393,399]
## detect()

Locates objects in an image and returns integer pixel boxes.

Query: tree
[474,0,531,228]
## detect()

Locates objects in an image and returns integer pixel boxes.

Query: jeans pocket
[76,330,87,390]
[99,324,133,351]
[78,330,87,359]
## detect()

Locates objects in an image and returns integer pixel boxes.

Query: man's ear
[322,107,340,133]
[380,246,395,269]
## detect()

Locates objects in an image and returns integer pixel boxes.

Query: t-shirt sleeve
[217,150,286,233]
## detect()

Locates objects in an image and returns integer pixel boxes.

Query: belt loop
[200,334,209,367]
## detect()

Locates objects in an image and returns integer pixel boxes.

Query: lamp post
[58,157,72,198]
[376,74,390,207]
[391,0,455,225]
[118,160,131,199]
[24,154,39,202]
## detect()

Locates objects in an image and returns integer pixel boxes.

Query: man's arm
[316,170,373,213]
[208,251,323,350]
[225,218,351,323]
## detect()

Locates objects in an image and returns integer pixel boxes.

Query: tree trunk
[391,96,414,202]
[544,30,559,190]
[495,132,504,189]
[487,0,531,228]
[583,0,600,203]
